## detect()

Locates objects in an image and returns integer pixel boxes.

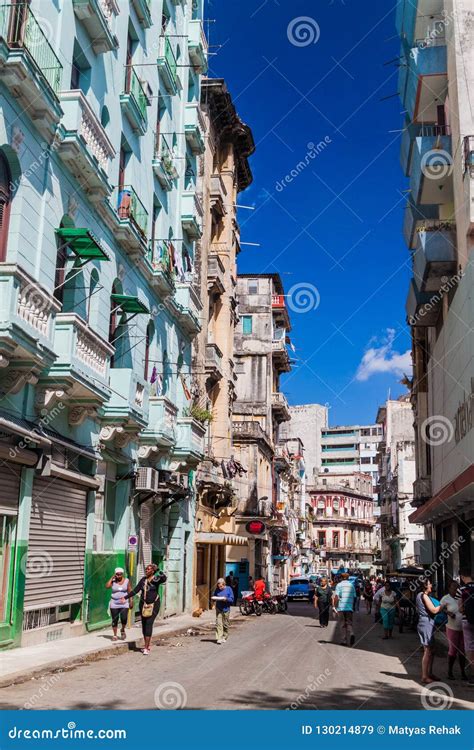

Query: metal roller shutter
[0,464,21,516]
[23,476,87,611]
[137,500,153,579]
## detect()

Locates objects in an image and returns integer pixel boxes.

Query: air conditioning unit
[136,467,160,493]
[169,472,189,488]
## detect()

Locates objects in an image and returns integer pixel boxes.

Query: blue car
[287,577,314,602]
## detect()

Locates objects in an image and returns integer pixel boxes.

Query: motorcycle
[274,593,288,613]
[239,591,262,616]
[257,592,277,614]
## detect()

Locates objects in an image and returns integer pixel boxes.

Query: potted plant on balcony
[184,404,213,424]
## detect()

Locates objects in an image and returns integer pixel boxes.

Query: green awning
[55,228,110,261]
[111,294,150,314]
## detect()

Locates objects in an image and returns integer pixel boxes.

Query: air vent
[136,467,159,493]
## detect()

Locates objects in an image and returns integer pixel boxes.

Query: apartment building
[320,424,383,499]
[191,79,255,609]
[280,403,328,485]
[396,0,473,584]
[0,0,207,648]
[376,396,422,570]
[231,274,294,587]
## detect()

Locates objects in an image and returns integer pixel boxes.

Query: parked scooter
[239,591,262,616]
[258,592,277,614]
[274,593,288,613]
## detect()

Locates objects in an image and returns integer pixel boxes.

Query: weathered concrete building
[280,403,328,485]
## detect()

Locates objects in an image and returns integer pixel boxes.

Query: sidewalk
[0,609,242,688]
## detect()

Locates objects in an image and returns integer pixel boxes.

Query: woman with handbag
[122,563,167,655]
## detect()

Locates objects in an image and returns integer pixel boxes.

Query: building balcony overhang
[271,391,291,423]
[56,90,115,202]
[205,342,224,384]
[172,417,206,468]
[406,278,441,327]
[403,198,440,249]
[171,283,202,336]
[130,0,152,28]
[399,39,447,122]
[207,254,226,295]
[101,186,149,256]
[101,368,149,428]
[72,0,119,54]
[120,69,148,135]
[413,227,456,293]
[271,340,291,373]
[157,35,181,95]
[188,20,208,73]
[410,135,453,206]
[142,243,175,299]
[185,103,205,155]
[181,192,203,240]
[139,396,178,452]
[210,175,227,217]
[152,134,178,192]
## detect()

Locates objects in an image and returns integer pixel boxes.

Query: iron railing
[0,3,63,94]
[124,66,148,121]
[115,185,148,237]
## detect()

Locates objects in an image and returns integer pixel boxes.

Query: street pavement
[1,604,472,710]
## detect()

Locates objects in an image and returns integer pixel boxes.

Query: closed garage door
[23,476,88,611]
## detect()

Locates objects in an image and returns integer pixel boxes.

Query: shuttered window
[23,477,87,611]
[0,153,12,262]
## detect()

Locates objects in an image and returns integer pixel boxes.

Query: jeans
[216,610,230,641]
[338,610,353,644]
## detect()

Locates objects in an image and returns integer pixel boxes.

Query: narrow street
[1,605,471,711]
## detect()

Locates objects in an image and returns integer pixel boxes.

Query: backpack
[463,587,474,625]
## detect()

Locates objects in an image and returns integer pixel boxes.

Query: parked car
[287,577,314,602]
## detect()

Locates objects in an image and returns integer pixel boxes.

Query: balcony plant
[184,404,213,423]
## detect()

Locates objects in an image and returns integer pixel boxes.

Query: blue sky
[206,0,412,426]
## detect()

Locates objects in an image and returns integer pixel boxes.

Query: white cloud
[355,329,412,382]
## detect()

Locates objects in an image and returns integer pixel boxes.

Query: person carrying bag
[122,563,166,655]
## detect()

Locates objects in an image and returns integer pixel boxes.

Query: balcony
[173,282,202,335]
[412,226,456,293]
[274,444,291,470]
[44,313,113,410]
[271,339,291,373]
[406,279,440,327]
[188,19,208,73]
[413,476,432,507]
[403,197,440,249]
[271,391,290,423]
[173,417,206,467]
[139,396,177,453]
[232,420,273,451]
[0,264,59,377]
[130,0,152,28]
[102,368,149,427]
[157,35,179,95]
[272,293,290,328]
[120,67,148,135]
[72,0,118,53]
[0,4,63,140]
[57,90,115,202]
[399,40,447,122]
[111,186,149,254]
[143,242,175,298]
[185,102,205,155]
[210,174,227,216]
[152,134,178,191]
[410,135,453,206]
[181,191,203,239]
[205,343,223,383]
[207,254,225,295]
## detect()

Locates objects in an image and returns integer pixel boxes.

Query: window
[318,531,326,547]
[242,315,252,335]
[196,546,206,586]
[144,321,154,381]
[361,457,371,465]
[70,41,91,93]
[93,482,116,552]
[332,532,339,548]
[0,153,11,262]
[248,279,258,295]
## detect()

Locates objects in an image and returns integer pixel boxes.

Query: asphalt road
[1,604,472,710]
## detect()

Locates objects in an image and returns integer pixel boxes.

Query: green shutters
[242,315,252,335]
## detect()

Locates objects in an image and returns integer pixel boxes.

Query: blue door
[225,560,249,597]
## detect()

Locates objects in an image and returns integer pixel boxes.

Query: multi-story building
[320,424,383,499]
[396,0,473,584]
[309,472,377,575]
[191,79,255,610]
[231,274,293,587]
[376,396,422,570]
[0,0,207,648]
[280,403,328,485]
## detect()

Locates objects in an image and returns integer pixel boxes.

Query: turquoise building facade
[0,0,207,647]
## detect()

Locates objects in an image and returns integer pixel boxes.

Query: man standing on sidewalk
[212,578,234,644]
[334,572,356,646]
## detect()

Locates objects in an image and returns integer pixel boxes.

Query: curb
[0,612,246,689]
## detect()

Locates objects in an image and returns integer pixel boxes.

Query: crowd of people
[103,563,474,688]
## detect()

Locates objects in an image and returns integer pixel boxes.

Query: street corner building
[396,0,474,584]
[0,0,213,649]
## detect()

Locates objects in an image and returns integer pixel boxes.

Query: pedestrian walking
[314,577,333,627]
[353,579,362,612]
[225,570,239,606]
[416,579,446,684]
[440,581,467,681]
[375,581,399,639]
[334,572,356,646]
[106,567,132,641]
[457,567,474,685]
[212,577,234,644]
[364,578,374,614]
[121,563,167,655]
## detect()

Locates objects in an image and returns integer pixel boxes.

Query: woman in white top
[106,567,132,642]
[440,581,467,681]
